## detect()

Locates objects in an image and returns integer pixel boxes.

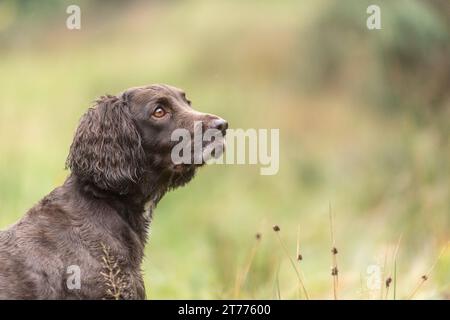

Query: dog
[0,84,228,299]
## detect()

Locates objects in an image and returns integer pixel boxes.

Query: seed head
[331,247,338,255]
[273,225,280,232]
[297,254,303,261]
[421,275,428,281]
[386,277,392,287]
[255,233,262,240]
[331,267,338,276]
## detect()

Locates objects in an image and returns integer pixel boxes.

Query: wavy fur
[66,95,145,195]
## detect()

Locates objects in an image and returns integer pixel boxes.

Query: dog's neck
[69,163,196,244]
[69,172,172,243]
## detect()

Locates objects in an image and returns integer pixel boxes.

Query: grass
[273,225,309,299]
[0,0,449,299]
[100,243,129,300]
[232,219,447,300]
[392,234,403,300]
[408,244,448,300]
[329,204,339,300]
[233,232,262,298]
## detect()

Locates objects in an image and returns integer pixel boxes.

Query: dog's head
[66,84,227,194]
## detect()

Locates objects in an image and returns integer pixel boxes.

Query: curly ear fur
[66,95,146,194]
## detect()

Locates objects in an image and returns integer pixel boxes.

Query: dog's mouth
[170,135,226,173]
[202,136,226,162]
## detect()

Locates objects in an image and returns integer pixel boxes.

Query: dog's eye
[152,106,167,118]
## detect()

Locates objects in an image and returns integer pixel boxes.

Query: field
[0,0,449,299]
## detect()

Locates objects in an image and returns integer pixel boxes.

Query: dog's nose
[211,118,228,135]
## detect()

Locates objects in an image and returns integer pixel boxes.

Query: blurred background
[0,0,448,299]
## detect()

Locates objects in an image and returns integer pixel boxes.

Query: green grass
[0,0,449,299]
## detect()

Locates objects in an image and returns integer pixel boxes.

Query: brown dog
[0,84,227,299]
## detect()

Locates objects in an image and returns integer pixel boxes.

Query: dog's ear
[66,95,146,194]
